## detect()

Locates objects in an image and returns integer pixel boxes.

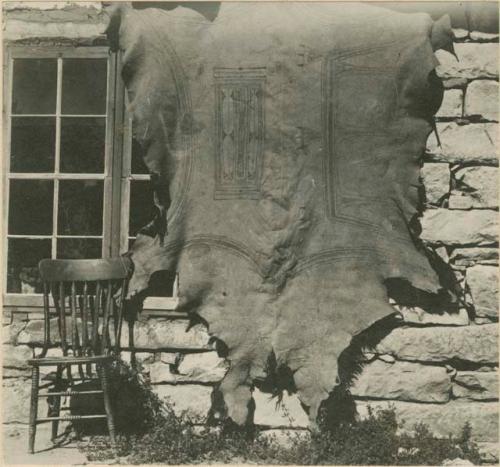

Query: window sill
[2,294,181,315]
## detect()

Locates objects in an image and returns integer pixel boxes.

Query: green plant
[78,365,482,465]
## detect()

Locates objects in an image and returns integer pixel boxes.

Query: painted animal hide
[107,2,454,424]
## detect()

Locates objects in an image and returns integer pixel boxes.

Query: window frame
[2,44,178,313]
[2,44,122,306]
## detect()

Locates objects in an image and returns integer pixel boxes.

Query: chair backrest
[38,258,132,358]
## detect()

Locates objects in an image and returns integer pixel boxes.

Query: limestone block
[421,163,450,205]
[176,352,228,382]
[466,265,498,318]
[398,307,469,326]
[357,400,498,442]
[2,379,46,423]
[450,248,498,267]
[443,78,468,90]
[453,371,498,401]
[16,318,92,346]
[3,321,26,345]
[120,351,155,367]
[470,31,500,42]
[436,89,463,119]
[452,28,469,40]
[374,323,498,364]
[426,123,498,164]
[3,368,31,378]
[465,80,499,121]
[126,319,212,351]
[351,360,451,403]
[436,44,499,79]
[16,319,48,345]
[253,388,309,428]
[2,345,32,369]
[420,209,498,246]
[148,361,176,384]
[450,166,498,209]
[3,19,106,42]
[152,384,213,421]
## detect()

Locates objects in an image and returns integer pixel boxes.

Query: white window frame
[2,45,179,314]
[3,45,117,307]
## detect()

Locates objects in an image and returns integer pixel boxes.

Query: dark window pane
[57,238,102,259]
[9,180,53,235]
[58,180,103,236]
[62,58,107,115]
[12,59,57,115]
[148,270,176,297]
[60,117,105,173]
[129,180,155,236]
[131,136,149,174]
[7,238,51,293]
[10,117,55,172]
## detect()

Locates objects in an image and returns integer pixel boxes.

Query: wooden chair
[27,257,132,454]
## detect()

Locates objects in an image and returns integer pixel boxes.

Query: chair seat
[28,355,116,366]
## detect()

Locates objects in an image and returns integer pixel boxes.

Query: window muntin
[4,48,113,295]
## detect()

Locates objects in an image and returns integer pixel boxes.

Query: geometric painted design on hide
[322,50,399,228]
[214,68,265,199]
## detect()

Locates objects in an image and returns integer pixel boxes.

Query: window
[3,46,121,303]
[3,45,178,311]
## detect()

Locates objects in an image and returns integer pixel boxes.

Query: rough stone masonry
[2,2,499,463]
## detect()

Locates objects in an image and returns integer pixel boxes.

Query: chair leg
[51,365,63,442]
[98,363,116,450]
[28,366,40,454]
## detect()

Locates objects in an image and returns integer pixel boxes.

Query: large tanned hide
[107,2,454,424]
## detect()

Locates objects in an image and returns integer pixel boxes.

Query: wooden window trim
[2,45,179,314]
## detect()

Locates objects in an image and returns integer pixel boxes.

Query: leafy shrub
[78,364,482,465]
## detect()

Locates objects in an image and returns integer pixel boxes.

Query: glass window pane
[148,270,176,297]
[60,117,105,173]
[12,59,57,115]
[57,238,102,259]
[58,180,103,236]
[10,117,55,172]
[8,180,53,235]
[131,136,149,174]
[7,238,51,293]
[62,58,107,115]
[129,180,155,236]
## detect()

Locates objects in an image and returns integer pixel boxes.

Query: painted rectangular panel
[214,68,265,199]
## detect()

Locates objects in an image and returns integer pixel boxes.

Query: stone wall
[2,4,498,463]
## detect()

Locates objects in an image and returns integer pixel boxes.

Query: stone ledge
[351,360,451,403]
[374,323,498,364]
[357,400,498,442]
[426,122,498,164]
[421,209,498,246]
